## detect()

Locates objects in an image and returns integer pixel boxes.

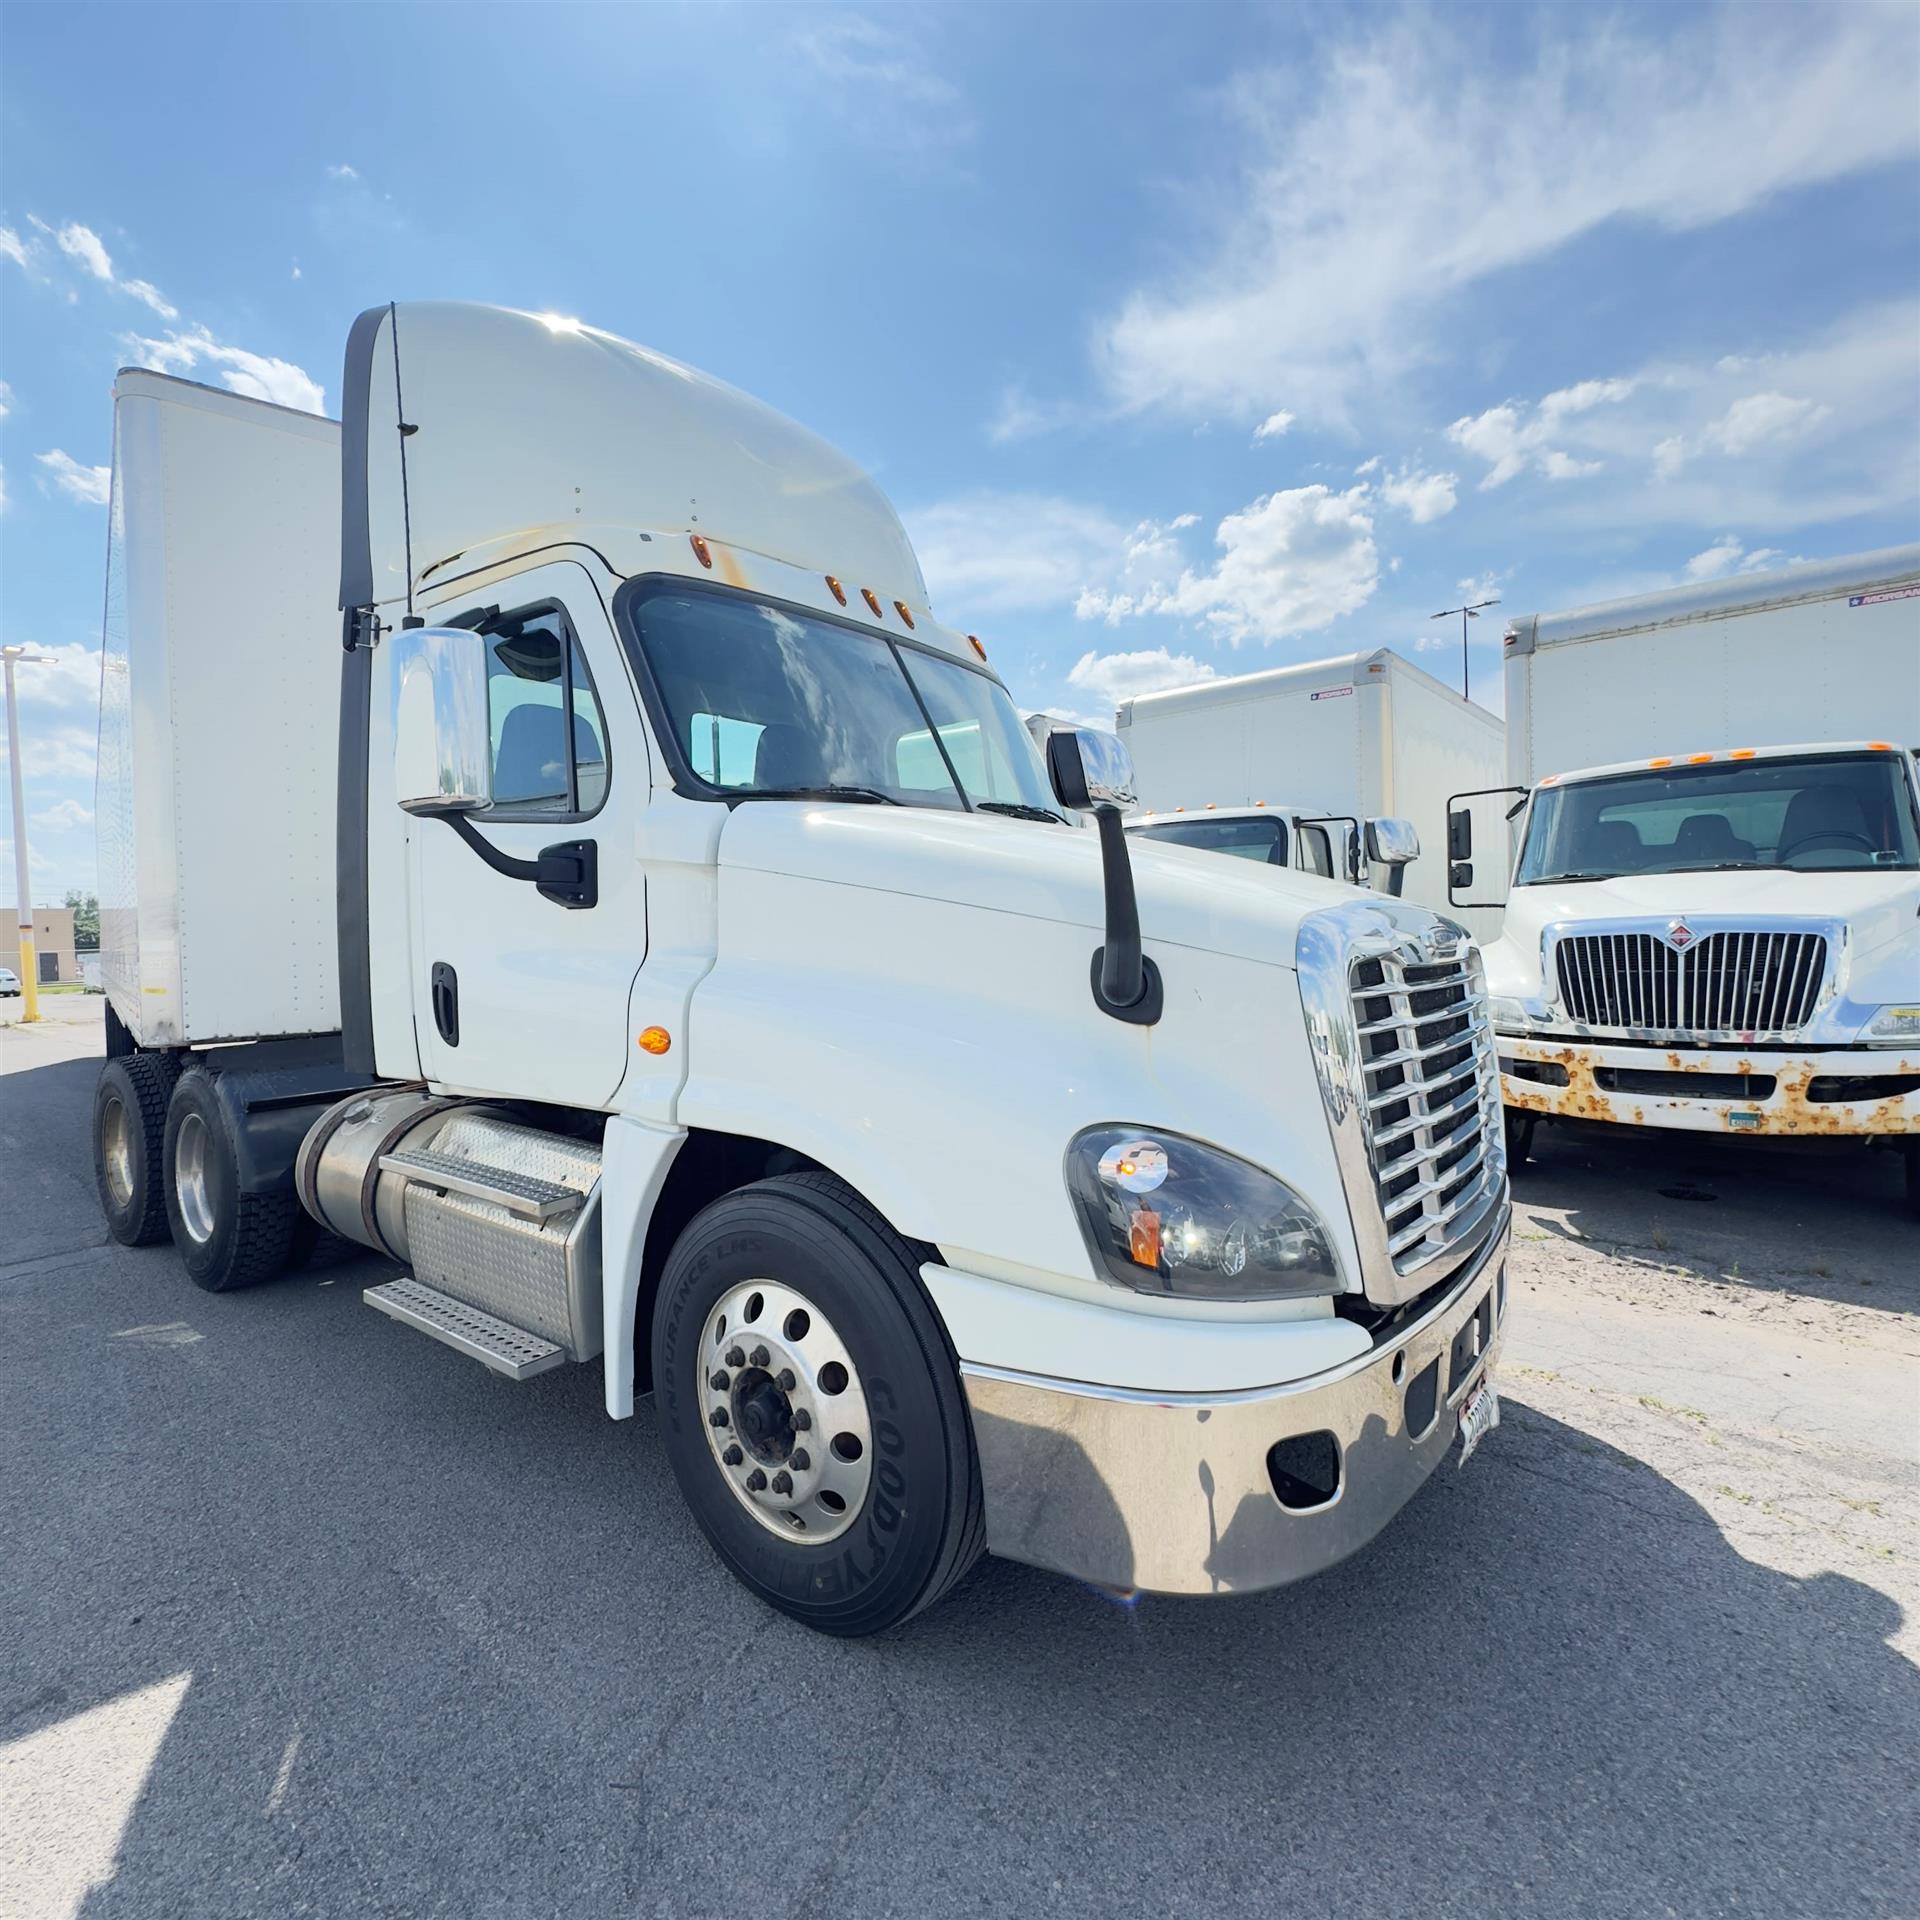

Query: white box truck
[1455,547,1920,1214]
[91,305,1510,1634]
[1115,650,1507,940]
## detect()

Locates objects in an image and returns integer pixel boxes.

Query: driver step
[364,1277,566,1380]
[379,1148,585,1221]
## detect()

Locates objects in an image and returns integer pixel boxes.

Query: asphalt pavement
[3,1001,1915,1918]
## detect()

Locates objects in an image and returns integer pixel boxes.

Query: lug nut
[790,1448,810,1472]
[776,1368,796,1392]
[709,1408,729,1428]
[745,1468,768,1492]
[792,1408,812,1431]
[722,1444,743,1466]
[750,1345,770,1369]
[771,1470,793,1495]
[726,1347,745,1369]
[710,1370,730,1391]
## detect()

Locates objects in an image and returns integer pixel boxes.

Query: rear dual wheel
[653,1172,984,1636]
[162,1069,305,1291]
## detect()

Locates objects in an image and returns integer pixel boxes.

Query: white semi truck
[91,304,1509,1633]
[1114,648,1507,940]
[1453,547,1920,1213]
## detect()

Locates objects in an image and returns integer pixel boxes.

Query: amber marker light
[893,600,915,629]
[1687,752,1713,763]
[637,1027,672,1055]
[1730,749,1756,760]
[1649,757,1673,768]
[689,534,712,569]
[967,634,987,661]
[825,575,847,605]
[861,587,883,617]
[1867,741,1894,751]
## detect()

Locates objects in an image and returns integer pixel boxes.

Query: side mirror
[1046,727,1137,812]
[392,626,493,816]
[1365,816,1420,867]
[1447,808,1472,862]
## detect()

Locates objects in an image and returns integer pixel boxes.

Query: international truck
[1451,547,1920,1213]
[90,303,1510,1634]
[1114,649,1507,941]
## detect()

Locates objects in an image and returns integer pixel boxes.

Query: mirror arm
[442,815,599,910]
[1090,805,1163,1025]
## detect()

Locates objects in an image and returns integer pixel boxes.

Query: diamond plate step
[379,1149,585,1221]
[364,1277,566,1380]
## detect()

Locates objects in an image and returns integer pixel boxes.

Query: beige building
[28,907,78,986]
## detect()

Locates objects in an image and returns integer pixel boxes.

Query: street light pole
[3,645,51,1024]
[1429,598,1500,702]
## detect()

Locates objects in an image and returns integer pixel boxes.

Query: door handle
[431,961,459,1046]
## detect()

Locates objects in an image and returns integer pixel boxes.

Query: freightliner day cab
[91,303,1509,1633]
[1451,549,1920,1215]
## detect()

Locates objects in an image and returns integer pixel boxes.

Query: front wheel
[652,1172,985,1636]
[1504,1109,1537,1170]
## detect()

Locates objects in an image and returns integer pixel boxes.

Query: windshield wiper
[1541,870,1620,883]
[976,801,1068,824]
[751,785,902,806]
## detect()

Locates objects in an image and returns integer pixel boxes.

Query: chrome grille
[1554,930,1828,1041]
[1349,949,1503,1276]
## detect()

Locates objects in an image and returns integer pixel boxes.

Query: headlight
[1065,1125,1342,1301]
[1865,1005,1920,1045]
[1487,995,1530,1033]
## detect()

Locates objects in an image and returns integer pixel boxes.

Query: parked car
[0,966,20,996]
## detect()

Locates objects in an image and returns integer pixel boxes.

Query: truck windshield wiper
[750,785,902,806]
[1544,870,1620,883]
[976,801,1068,824]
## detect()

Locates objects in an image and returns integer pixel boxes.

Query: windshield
[1130,815,1289,865]
[626,584,1062,817]
[1515,751,1920,883]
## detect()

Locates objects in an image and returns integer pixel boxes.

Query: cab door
[407,558,647,1108]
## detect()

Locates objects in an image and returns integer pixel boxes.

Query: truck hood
[1486,867,1920,1004]
[717,801,1369,969]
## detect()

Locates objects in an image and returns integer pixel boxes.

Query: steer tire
[1503,1108,1537,1170]
[652,1171,986,1637]
[162,1068,302,1292]
[94,1052,181,1247]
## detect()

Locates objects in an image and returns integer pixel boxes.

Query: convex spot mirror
[1047,727,1138,812]
[392,626,494,816]
[1364,816,1420,867]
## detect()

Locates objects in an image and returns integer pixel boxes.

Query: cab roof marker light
[689,533,713,569]
[1648,757,1672,768]
[1867,740,1895,751]
[825,574,847,606]
[1730,748,1756,760]
[860,587,883,617]
[893,600,915,629]
[967,634,988,661]
[1687,752,1713,763]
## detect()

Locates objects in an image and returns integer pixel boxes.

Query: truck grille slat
[1348,947,1503,1279]
[1554,928,1828,1043]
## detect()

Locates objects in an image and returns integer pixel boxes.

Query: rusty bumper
[1499,1035,1920,1137]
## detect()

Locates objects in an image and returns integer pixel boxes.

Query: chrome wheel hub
[698,1280,872,1544]
[101,1096,134,1209]
[174,1112,216,1245]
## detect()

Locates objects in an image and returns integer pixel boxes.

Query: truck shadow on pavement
[1511,1119,1918,1320]
[3,1310,1911,1915]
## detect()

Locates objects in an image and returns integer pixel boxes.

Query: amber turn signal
[637,1027,672,1055]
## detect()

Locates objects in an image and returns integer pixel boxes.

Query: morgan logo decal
[1667,921,1695,950]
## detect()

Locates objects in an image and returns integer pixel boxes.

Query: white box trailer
[97,373,342,1046]
[1116,648,1507,939]
[1463,546,1920,1204]
[88,306,1512,1635]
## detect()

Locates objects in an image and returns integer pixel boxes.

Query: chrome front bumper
[961,1213,1509,1597]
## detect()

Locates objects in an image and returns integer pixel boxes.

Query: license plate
[1457,1379,1501,1467]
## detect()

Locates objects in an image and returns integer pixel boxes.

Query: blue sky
[4,0,1918,904]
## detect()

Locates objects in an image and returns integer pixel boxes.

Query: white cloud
[1067,647,1216,712]
[1682,536,1789,581]
[789,16,972,153]
[1354,456,1381,477]
[10,642,102,711]
[0,225,29,269]
[1095,10,1920,423]
[1709,391,1832,457]
[1252,410,1295,441]
[34,450,112,506]
[0,462,8,514]
[908,493,1133,615]
[31,798,93,831]
[1448,377,1634,487]
[986,384,1077,446]
[0,722,99,781]
[53,221,114,282]
[122,326,326,415]
[120,278,177,320]
[1078,484,1379,646]
[0,381,11,418]
[325,163,360,181]
[1379,466,1458,523]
